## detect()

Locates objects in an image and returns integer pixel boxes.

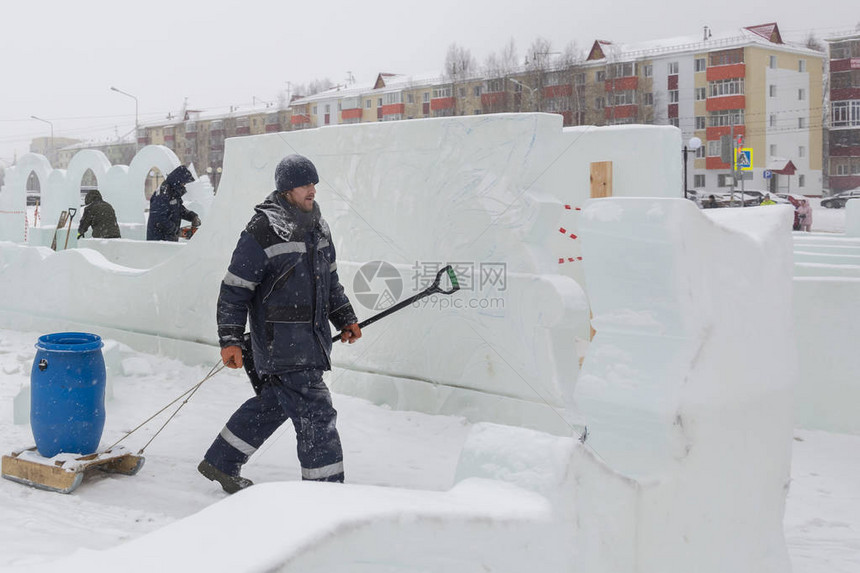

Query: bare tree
[444,43,477,80]
[443,43,477,116]
[805,32,825,52]
[558,41,583,68]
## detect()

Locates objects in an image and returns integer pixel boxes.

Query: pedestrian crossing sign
[735,148,753,171]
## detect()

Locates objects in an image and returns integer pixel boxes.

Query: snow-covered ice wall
[566,199,796,572]
[0,114,681,433]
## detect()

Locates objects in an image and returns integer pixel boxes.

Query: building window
[694,174,706,187]
[799,117,806,129]
[668,62,679,74]
[769,55,777,69]
[366,100,371,109]
[799,145,806,158]
[799,174,806,187]
[799,59,806,72]
[642,65,652,78]
[709,78,745,97]
[709,48,744,66]
[407,93,415,103]
[377,98,383,107]
[424,92,430,103]
[718,174,733,187]
[769,85,777,97]
[613,62,636,77]
[642,92,653,105]
[458,87,467,97]
[485,79,504,93]
[708,109,744,127]
[832,100,860,127]
[596,70,606,82]
[696,116,706,130]
[695,58,706,72]
[669,117,679,127]
[695,87,706,101]
[432,87,452,99]
[707,140,721,157]
[595,97,605,109]
[770,144,777,156]
[613,90,636,105]
[473,85,482,96]
[798,88,806,101]
[669,90,679,103]
[770,114,777,127]
[696,146,706,158]
[312,105,317,115]
[574,73,586,86]
[383,92,401,105]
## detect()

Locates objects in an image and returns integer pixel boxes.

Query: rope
[105,360,226,455]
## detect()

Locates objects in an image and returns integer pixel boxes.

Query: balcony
[430,97,455,111]
[342,108,362,120]
[706,95,745,111]
[605,104,638,119]
[706,64,746,81]
[543,85,572,99]
[605,77,638,91]
[381,103,405,116]
[290,115,310,125]
[705,125,745,140]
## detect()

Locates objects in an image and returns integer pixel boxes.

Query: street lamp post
[509,78,537,112]
[683,136,702,200]
[110,86,139,148]
[206,166,223,190]
[30,115,54,164]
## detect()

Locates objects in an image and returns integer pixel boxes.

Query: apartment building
[41,21,828,197]
[581,23,824,195]
[826,33,860,192]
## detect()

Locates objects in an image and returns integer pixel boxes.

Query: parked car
[821,190,860,209]
[708,191,763,208]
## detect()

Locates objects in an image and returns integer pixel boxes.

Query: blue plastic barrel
[30,332,106,458]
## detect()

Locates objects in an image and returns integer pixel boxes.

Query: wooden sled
[1,446,145,494]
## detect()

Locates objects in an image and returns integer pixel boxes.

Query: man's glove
[221,345,243,368]
[76,233,84,240]
[191,216,202,228]
[339,323,362,344]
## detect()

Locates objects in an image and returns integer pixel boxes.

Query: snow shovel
[63,208,77,250]
[331,264,460,342]
[49,210,69,251]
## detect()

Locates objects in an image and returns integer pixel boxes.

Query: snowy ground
[0,327,858,572]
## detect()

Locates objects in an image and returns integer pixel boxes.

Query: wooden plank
[2,454,81,493]
[2,448,145,493]
[589,161,613,198]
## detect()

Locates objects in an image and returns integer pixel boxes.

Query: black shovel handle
[332,265,460,342]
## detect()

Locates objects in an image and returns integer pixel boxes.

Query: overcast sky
[0,0,855,166]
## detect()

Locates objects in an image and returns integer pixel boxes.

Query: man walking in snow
[146,165,201,241]
[198,154,362,493]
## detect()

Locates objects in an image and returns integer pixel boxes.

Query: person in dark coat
[198,154,362,494]
[76,189,121,239]
[146,165,200,241]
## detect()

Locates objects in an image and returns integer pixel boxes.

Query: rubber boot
[197,460,254,494]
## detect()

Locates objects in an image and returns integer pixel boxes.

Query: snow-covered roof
[290,71,449,106]
[587,22,824,63]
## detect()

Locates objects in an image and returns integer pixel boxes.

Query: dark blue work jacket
[217,193,356,375]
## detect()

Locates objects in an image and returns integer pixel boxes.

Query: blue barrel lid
[35,332,104,352]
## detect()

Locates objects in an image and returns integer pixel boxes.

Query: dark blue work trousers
[204,369,344,482]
